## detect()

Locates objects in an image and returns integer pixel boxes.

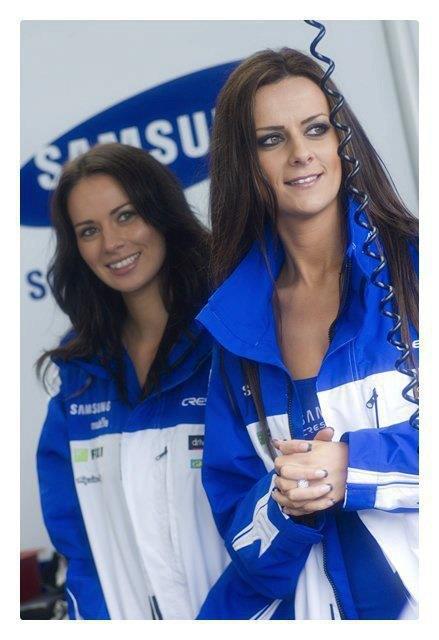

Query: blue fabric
[37,321,212,620]
[196,195,418,620]
[293,377,327,440]
[336,513,407,619]
[296,376,407,620]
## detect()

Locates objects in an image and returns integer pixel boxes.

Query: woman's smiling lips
[284,173,323,188]
[106,251,141,276]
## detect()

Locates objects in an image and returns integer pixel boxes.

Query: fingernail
[318,484,332,494]
[315,469,328,479]
[299,442,312,452]
[271,439,280,448]
[327,498,336,507]
[327,427,335,433]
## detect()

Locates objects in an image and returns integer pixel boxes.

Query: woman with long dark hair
[36,143,228,620]
[196,49,418,620]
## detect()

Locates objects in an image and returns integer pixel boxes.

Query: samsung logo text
[70,401,111,416]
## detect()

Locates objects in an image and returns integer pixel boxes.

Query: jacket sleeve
[36,370,109,620]
[341,241,419,514]
[201,345,325,601]
[340,419,419,513]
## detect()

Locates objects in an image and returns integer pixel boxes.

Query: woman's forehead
[254,77,328,126]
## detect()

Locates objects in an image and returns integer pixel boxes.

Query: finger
[313,427,334,442]
[272,439,312,454]
[274,476,312,493]
[285,484,333,502]
[273,475,297,493]
[274,475,320,493]
[278,464,328,481]
[283,496,337,515]
[271,488,296,508]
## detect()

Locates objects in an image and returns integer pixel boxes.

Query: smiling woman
[68,175,166,295]
[254,76,342,221]
[35,143,229,619]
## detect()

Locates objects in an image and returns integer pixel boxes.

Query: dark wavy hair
[209,48,418,448]
[37,143,210,400]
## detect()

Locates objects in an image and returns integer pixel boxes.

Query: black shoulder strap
[218,347,240,418]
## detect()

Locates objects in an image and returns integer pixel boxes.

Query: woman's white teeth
[290,175,319,185]
[109,252,140,270]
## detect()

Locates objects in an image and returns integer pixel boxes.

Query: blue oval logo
[21,61,239,227]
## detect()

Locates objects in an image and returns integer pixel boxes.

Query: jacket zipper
[149,442,168,617]
[366,388,380,428]
[286,256,350,618]
[286,378,294,438]
[155,445,168,460]
[148,594,163,620]
[328,258,352,343]
[322,540,346,619]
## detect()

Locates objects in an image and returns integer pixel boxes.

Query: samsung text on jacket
[69,401,112,416]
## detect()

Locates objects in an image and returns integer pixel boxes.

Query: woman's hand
[271,428,348,517]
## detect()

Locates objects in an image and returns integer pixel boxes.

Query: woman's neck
[122,278,169,346]
[276,205,345,288]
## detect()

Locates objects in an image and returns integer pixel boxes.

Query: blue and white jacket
[37,322,229,620]
[196,199,419,620]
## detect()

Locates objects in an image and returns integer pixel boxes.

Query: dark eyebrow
[301,112,328,125]
[255,113,329,132]
[73,202,131,228]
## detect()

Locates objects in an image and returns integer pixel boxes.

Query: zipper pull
[366,387,378,408]
[155,446,168,461]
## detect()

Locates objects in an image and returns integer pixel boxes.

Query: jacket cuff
[342,482,377,510]
[340,429,378,510]
[267,475,325,549]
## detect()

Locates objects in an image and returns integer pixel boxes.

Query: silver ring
[297,478,310,489]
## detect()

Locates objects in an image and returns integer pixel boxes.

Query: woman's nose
[287,138,314,166]
[102,229,125,253]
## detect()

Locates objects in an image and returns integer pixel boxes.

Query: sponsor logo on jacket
[73,446,104,462]
[75,474,102,485]
[188,435,204,450]
[181,397,206,407]
[90,416,109,430]
[69,400,111,416]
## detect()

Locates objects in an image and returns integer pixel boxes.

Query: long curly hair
[209,48,418,443]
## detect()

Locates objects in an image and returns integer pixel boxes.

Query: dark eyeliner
[257,133,283,147]
[306,122,330,136]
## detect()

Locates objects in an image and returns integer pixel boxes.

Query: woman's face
[254,75,342,220]
[68,174,166,295]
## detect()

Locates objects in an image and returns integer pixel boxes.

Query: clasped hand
[272,427,348,517]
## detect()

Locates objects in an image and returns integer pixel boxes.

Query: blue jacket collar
[58,320,211,399]
[197,197,374,367]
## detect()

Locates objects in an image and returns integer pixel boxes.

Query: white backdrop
[20,20,418,552]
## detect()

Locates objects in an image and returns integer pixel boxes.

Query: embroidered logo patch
[190,459,202,469]
[188,435,204,450]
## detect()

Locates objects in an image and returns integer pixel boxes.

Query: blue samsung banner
[21,61,238,227]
